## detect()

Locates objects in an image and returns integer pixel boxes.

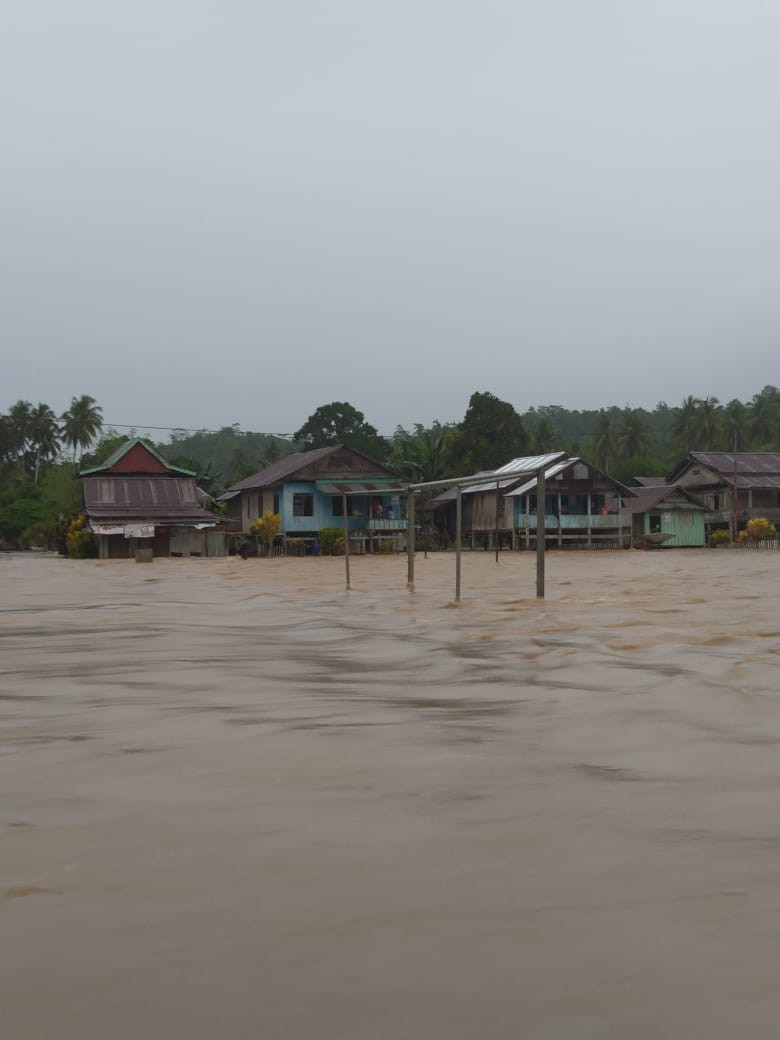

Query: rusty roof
[79,438,195,477]
[83,475,223,523]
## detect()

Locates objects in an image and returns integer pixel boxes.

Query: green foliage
[293,402,387,461]
[60,395,103,462]
[709,528,730,547]
[388,422,453,483]
[286,538,306,557]
[156,427,292,492]
[318,527,345,555]
[449,391,527,473]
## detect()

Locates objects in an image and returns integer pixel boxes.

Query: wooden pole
[495,481,500,563]
[536,467,546,598]
[406,490,415,589]
[455,485,462,602]
[343,493,351,589]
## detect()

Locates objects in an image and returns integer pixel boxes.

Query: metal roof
[670,452,780,488]
[222,444,400,493]
[465,453,570,494]
[83,475,223,523]
[634,476,667,487]
[623,484,707,514]
[504,459,576,498]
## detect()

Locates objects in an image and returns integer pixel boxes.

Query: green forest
[3,387,780,548]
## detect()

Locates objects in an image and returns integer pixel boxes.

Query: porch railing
[516,514,628,529]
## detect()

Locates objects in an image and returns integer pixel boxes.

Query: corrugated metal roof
[634,476,667,487]
[465,453,569,494]
[83,475,223,523]
[504,459,576,498]
[223,444,400,492]
[668,452,780,489]
[623,484,707,514]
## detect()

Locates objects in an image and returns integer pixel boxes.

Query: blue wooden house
[219,445,408,547]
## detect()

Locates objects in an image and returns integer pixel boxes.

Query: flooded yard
[3,548,780,1038]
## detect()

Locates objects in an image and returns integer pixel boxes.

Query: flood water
[3,548,780,1038]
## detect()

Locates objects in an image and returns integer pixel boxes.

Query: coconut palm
[29,403,61,480]
[617,407,652,460]
[672,395,700,455]
[61,395,103,465]
[589,409,617,472]
[389,423,451,483]
[691,395,722,451]
[748,392,778,449]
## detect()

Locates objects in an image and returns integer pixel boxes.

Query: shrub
[249,511,281,556]
[286,538,305,557]
[738,517,777,543]
[319,527,345,555]
[709,528,730,547]
[66,514,96,558]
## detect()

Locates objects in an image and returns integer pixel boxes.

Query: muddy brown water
[3,549,780,1038]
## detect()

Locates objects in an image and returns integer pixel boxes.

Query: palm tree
[691,395,722,451]
[589,410,616,472]
[617,407,652,460]
[672,395,699,455]
[29,403,61,481]
[722,399,749,451]
[748,392,778,449]
[61,395,103,465]
[389,423,451,483]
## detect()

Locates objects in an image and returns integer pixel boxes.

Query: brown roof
[670,452,780,489]
[624,484,707,514]
[83,475,223,523]
[634,476,667,487]
[221,444,400,495]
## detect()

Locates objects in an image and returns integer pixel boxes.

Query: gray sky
[3,1,780,437]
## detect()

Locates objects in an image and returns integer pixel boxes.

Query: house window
[273,493,280,514]
[332,497,344,517]
[293,493,314,517]
[713,494,720,510]
[649,514,662,533]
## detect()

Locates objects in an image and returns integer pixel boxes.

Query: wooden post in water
[455,485,462,602]
[536,467,546,598]
[343,493,351,590]
[406,490,415,589]
[495,480,501,563]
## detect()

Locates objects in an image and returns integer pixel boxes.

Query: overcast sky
[3,1,779,438]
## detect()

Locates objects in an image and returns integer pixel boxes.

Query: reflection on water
[3,549,780,1038]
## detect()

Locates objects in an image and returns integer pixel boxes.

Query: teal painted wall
[645,508,705,546]
[280,482,381,534]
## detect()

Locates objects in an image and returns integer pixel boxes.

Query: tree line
[3,386,780,547]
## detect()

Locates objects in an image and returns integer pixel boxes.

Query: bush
[709,528,730,547]
[249,511,281,556]
[286,538,305,557]
[66,514,97,558]
[738,517,777,543]
[319,527,345,555]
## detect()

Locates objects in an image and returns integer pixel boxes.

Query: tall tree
[389,422,452,483]
[691,395,722,451]
[672,395,700,456]
[748,391,778,448]
[589,409,617,472]
[617,407,653,459]
[61,395,103,464]
[29,403,61,481]
[293,401,387,460]
[449,391,527,473]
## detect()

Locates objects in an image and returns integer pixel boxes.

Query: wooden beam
[455,485,462,602]
[536,467,546,598]
[343,493,351,589]
[406,491,415,590]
